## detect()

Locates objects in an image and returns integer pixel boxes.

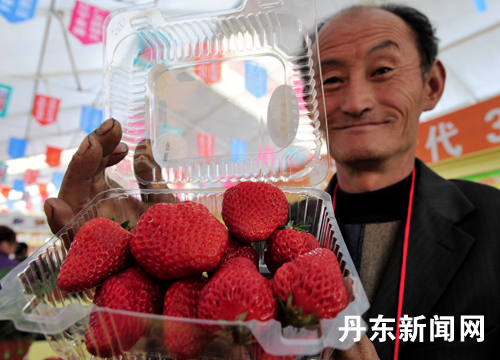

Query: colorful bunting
[32,94,60,126]
[69,1,110,45]
[0,0,38,23]
[51,172,64,190]
[245,61,268,98]
[0,162,7,183]
[13,179,24,193]
[46,146,63,167]
[80,106,103,134]
[23,169,39,185]
[197,133,215,157]
[8,137,28,159]
[38,183,48,196]
[0,84,12,117]
[1,187,10,198]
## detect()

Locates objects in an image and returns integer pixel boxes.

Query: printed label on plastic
[153,132,188,165]
[267,84,299,148]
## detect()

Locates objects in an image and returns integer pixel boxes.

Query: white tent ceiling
[0,0,499,205]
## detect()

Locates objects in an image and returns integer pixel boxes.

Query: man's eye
[373,67,392,76]
[323,76,341,85]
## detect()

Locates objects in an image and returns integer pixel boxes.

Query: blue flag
[80,106,103,134]
[230,139,247,162]
[51,172,64,190]
[0,0,38,23]
[471,0,487,12]
[8,137,28,159]
[13,179,25,193]
[245,61,268,98]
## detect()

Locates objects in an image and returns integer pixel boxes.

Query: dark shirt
[0,250,18,273]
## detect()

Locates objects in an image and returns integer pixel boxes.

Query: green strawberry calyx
[278,291,319,329]
[110,217,135,231]
[280,221,310,233]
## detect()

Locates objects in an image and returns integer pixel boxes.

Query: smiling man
[319,4,499,360]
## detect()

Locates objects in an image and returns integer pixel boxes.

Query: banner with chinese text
[0,0,37,23]
[417,95,500,164]
[32,95,60,126]
[0,84,12,117]
[69,1,110,45]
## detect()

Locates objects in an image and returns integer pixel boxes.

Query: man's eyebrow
[320,59,345,68]
[367,40,400,55]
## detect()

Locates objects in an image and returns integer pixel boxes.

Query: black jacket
[325,159,500,359]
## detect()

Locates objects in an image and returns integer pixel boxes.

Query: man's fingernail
[96,118,115,136]
[114,142,128,154]
[78,136,91,155]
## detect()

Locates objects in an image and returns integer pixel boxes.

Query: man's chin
[333,152,390,171]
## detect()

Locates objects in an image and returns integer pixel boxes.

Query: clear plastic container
[0,188,369,359]
[0,1,370,358]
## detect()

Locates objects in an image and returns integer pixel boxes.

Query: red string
[331,169,417,360]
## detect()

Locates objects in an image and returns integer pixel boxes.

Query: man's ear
[423,60,446,112]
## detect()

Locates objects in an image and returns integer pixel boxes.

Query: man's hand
[44,118,127,235]
[332,335,379,360]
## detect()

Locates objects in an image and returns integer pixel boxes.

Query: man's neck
[336,155,416,193]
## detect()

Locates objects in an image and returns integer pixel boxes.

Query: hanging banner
[1,187,10,198]
[32,94,60,126]
[0,84,12,117]
[23,169,39,185]
[197,132,215,157]
[8,137,28,159]
[80,105,103,134]
[0,162,7,183]
[46,146,63,167]
[195,43,222,86]
[230,139,247,162]
[69,1,110,45]
[417,95,500,164]
[38,183,47,196]
[13,179,25,193]
[245,60,268,99]
[51,172,64,190]
[0,0,38,23]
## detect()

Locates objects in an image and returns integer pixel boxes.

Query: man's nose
[340,76,375,117]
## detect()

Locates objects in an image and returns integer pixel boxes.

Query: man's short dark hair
[0,226,16,245]
[319,4,439,77]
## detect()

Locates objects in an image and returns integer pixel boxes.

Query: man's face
[318,8,428,168]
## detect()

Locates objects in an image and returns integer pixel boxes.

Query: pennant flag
[26,201,33,212]
[22,191,29,201]
[471,0,487,12]
[13,179,25,193]
[1,187,10,198]
[38,183,48,196]
[195,43,222,86]
[80,106,103,134]
[197,132,215,157]
[32,94,60,126]
[23,169,39,185]
[230,139,247,162]
[0,84,12,117]
[245,60,268,98]
[51,172,64,190]
[46,146,63,167]
[41,193,49,203]
[6,199,15,210]
[8,137,28,159]
[0,0,38,23]
[0,162,7,183]
[69,1,110,45]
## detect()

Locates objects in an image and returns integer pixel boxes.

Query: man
[0,226,18,279]
[44,4,498,360]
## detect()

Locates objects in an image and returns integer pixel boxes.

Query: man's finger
[44,198,75,240]
[332,335,379,360]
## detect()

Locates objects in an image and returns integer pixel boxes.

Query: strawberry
[213,234,260,273]
[130,201,229,280]
[264,222,320,274]
[163,275,213,360]
[85,266,164,358]
[57,217,133,293]
[222,182,288,243]
[272,248,348,328]
[198,257,277,328]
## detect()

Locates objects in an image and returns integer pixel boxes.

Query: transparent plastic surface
[0,188,369,359]
[103,0,329,186]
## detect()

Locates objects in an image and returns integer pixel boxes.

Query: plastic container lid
[103,0,329,188]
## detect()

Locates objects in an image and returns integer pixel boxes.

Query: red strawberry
[198,257,277,328]
[85,266,164,358]
[213,234,260,273]
[130,201,229,280]
[57,217,133,292]
[272,248,348,328]
[163,275,212,360]
[222,182,288,243]
[264,222,320,274]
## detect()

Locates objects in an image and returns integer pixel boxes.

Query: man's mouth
[333,121,389,130]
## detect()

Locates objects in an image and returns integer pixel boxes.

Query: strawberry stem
[278,292,319,329]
